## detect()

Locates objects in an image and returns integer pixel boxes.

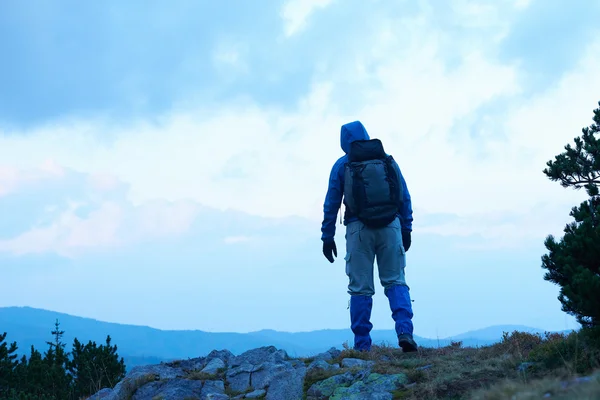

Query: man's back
[320,120,418,353]
[320,121,413,245]
[343,138,404,229]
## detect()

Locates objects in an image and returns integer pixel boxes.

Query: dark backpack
[343,139,403,228]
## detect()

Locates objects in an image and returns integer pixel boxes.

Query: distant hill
[0,306,570,369]
[449,325,552,341]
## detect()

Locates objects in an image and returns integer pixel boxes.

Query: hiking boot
[398,333,418,352]
[384,284,415,339]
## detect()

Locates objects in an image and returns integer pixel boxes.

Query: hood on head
[340,121,370,153]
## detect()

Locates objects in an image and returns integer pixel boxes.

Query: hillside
[85,331,600,400]
[0,306,570,370]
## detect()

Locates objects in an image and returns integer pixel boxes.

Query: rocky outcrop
[305,369,407,400]
[87,346,409,400]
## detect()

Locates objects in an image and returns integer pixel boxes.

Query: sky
[1,0,600,339]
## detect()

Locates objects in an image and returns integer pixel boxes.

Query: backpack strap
[384,155,403,209]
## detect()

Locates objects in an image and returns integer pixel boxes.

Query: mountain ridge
[0,306,573,369]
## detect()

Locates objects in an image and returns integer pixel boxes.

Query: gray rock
[341,358,374,369]
[137,364,186,380]
[313,347,342,361]
[230,346,288,367]
[307,360,340,373]
[204,395,229,400]
[364,373,408,392]
[330,373,408,399]
[313,353,333,362]
[87,388,113,399]
[206,349,234,364]
[131,378,203,399]
[265,363,306,400]
[102,364,185,400]
[306,372,356,399]
[172,350,231,373]
[307,372,407,400]
[313,347,341,362]
[327,347,342,359]
[336,388,393,400]
[93,345,416,400]
[224,359,305,400]
[202,357,226,374]
[251,362,288,390]
[226,363,254,392]
[246,389,267,398]
[227,372,251,393]
[172,357,207,372]
[289,359,305,368]
[201,380,226,398]
[225,347,293,393]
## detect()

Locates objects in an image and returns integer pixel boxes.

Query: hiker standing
[320,120,418,352]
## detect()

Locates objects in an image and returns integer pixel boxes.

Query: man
[320,120,418,352]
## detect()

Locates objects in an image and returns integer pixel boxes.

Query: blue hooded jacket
[320,121,413,242]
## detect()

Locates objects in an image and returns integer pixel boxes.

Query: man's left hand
[323,240,337,263]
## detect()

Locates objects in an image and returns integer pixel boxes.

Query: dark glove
[322,240,337,263]
[402,230,411,252]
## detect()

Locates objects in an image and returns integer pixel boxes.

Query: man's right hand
[322,240,337,263]
[402,230,411,252]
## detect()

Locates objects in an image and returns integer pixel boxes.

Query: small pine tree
[0,325,126,400]
[541,100,600,329]
[68,335,126,399]
[42,320,72,400]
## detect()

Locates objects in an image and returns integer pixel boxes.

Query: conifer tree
[0,333,19,397]
[42,320,72,400]
[21,346,47,399]
[541,100,600,329]
[68,335,126,399]
[0,322,126,400]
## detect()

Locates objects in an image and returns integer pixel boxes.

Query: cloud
[498,0,600,93]
[0,0,597,336]
[0,1,287,126]
[224,236,254,244]
[281,0,334,37]
[0,2,598,246]
[0,167,203,257]
[0,165,577,336]
[0,201,123,257]
[0,161,65,196]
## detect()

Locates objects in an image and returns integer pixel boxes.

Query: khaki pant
[344,218,408,296]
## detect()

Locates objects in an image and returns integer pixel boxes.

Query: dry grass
[389,345,520,399]
[145,329,600,400]
[297,329,600,399]
[186,367,226,381]
[469,372,600,400]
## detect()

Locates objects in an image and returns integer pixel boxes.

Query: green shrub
[495,331,544,359]
[528,330,600,375]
